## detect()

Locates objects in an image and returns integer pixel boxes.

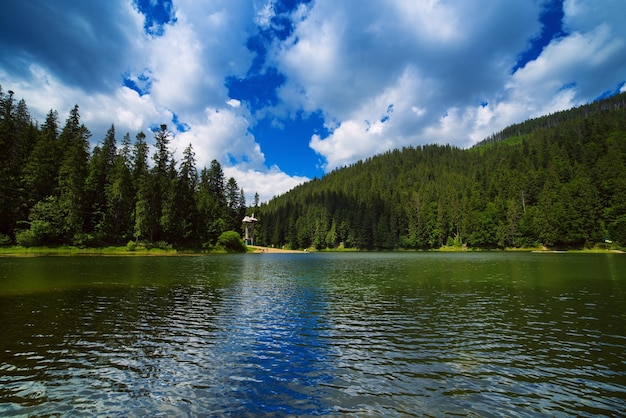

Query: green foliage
[2,84,626,252]
[15,196,66,246]
[15,229,38,247]
[0,86,249,249]
[216,230,247,252]
[259,92,626,250]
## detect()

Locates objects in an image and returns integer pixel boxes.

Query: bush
[72,233,96,248]
[156,241,172,250]
[126,240,137,252]
[217,231,247,252]
[15,229,38,247]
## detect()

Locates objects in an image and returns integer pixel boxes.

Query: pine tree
[85,124,117,239]
[225,177,241,231]
[151,124,173,242]
[57,105,91,242]
[197,160,227,245]
[177,143,200,244]
[0,88,17,238]
[105,132,135,242]
[22,110,60,201]
[132,132,149,242]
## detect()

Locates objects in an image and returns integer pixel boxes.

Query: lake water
[0,252,625,416]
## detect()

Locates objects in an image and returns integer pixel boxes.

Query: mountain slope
[258,92,626,250]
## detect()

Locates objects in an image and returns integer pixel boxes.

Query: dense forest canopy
[1,85,625,250]
[0,85,254,249]
[258,92,626,250]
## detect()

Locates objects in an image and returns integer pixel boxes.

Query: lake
[0,252,624,416]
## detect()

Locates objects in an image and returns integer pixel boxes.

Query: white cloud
[274,0,546,171]
[224,165,309,204]
[227,98,242,108]
[1,0,625,197]
[173,106,265,171]
[269,0,626,172]
[254,0,276,28]
[309,66,425,170]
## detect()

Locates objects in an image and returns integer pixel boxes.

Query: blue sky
[1,0,625,202]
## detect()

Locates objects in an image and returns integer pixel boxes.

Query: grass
[0,245,181,257]
[1,243,621,257]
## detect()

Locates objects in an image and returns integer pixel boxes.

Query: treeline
[258,92,626,250]
[0,86,254,248]
[476,92,626,146]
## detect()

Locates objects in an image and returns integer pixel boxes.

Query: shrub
[72,233,96,248]
[217,231,247,252]
[15,229,38,247]
[126,240,137,252]
[156,241,172,250]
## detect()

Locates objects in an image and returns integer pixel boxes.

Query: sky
[1,0,625,203]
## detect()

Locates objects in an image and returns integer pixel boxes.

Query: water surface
[1,252,625,416]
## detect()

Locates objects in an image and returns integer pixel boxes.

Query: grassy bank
[0,245,183,256]
[1,244,622,257]
[282,244,624,253]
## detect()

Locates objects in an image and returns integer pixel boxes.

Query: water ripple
[0,253,624,416]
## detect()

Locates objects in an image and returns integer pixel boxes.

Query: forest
[0,85,255,250]
[257,92,626,250]
[1,85,626,251]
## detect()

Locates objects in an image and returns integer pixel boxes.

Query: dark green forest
[0,85,254,249]
[257,92,626,250]
[2,84,626,251]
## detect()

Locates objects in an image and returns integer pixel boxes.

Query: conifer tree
[197,159,227,245]
[177,143,200,244]
[225,177,241,231]
[105,132,135,241]
[137,124,172,242]
[57,105,91,241]
[86,125,117,239]
[132,132,150,243]
[23,109,60,193]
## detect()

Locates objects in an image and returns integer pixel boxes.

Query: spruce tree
[57,105,91,242]
[105,132,135,242]
[132,132,150,243]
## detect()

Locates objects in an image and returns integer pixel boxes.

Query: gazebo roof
[242,215,258,223]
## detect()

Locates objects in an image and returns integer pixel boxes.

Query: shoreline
[247,245,308,254]
[0,245,622,257]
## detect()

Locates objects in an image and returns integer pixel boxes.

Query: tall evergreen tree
[57,105,91,241]
[0,88,17,238]
[238,188,247,223]
[197,159,227,245]
[177,143,200,244]
[105,132,135,242]
[225,177,241,231]
[132,131,150,242]
[151,125,178,243]
[85,125,117,238]
[22,110,60,201]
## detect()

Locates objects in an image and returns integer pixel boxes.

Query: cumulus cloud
[274,0,548,171]
[224,165,310,204]
[271,0,626,172]
[173,105,265,171]
[1,0,624,193]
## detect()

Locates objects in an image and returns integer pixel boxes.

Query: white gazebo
[242,214,258,245]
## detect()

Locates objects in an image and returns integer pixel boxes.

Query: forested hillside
[0,86,252,249]
[3,84,625,251]
[258,92,626,250]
